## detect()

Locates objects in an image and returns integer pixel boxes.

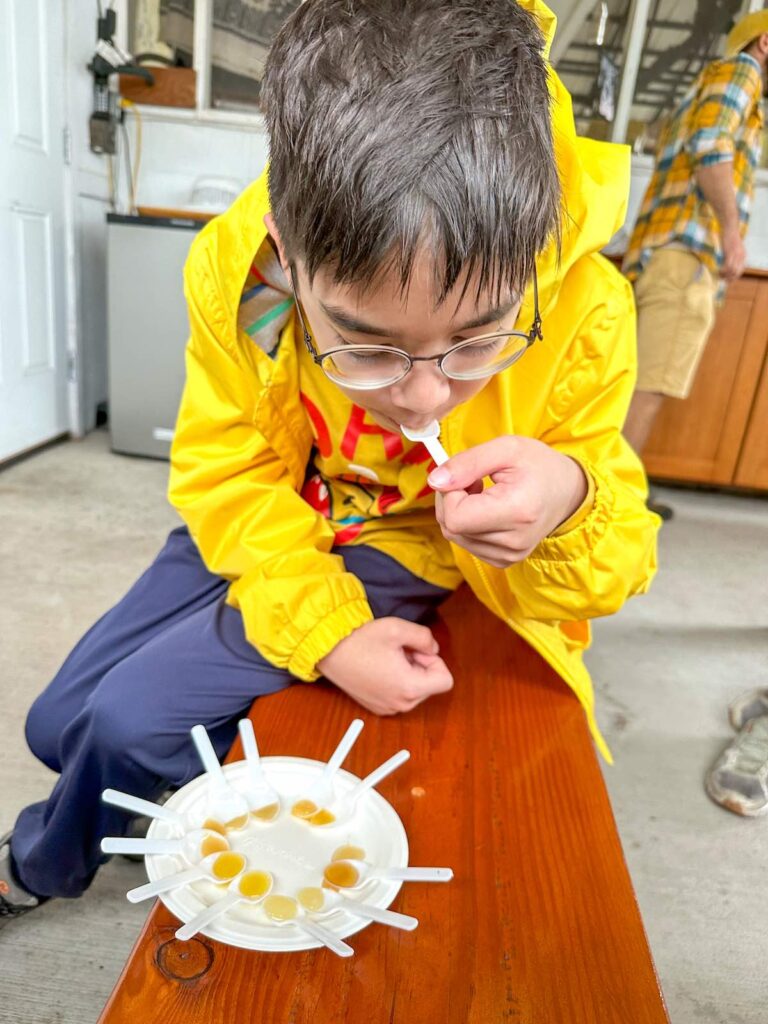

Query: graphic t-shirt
[297,341,461,590]
[236,236,461,591]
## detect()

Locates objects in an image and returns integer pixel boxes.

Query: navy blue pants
[13,527,449,899]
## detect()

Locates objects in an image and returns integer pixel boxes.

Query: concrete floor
[1,429,767,1023]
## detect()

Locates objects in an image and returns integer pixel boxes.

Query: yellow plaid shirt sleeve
[623,54,764,285]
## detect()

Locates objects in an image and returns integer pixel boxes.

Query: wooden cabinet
[642,273,768,490]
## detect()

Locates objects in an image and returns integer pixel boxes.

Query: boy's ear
[264,213,291,273]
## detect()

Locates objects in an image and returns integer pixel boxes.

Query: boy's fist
[317,617,453,716]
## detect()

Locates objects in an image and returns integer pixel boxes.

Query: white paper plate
[145,756,409,952]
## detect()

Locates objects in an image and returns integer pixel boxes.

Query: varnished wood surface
[643,277,768,488]
[119,67,196,108]
[97,589,668,1024]
[734,293,768,489]
[136,206,216,223]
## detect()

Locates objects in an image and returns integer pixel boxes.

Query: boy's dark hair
[261,0,560,305]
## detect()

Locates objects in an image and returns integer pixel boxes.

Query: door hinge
[63,126,72,165]
[67,351,77,383]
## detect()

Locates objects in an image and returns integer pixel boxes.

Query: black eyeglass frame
[288,264,544,390]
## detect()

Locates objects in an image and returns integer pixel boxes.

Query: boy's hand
[317,618,454,716]
[428,436,589,569]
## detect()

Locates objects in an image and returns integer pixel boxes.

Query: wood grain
[119,67,196,108]
[643,277,768,486]
[734,291,768,489]
[98,588,669,1024]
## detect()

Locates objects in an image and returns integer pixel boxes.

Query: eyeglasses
[289,266,543,391]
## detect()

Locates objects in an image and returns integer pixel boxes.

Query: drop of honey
[202,818,227,835]
[225,813,250,831]
[322,861,360,889]
[307,808,336,826]
[321,879,340,891]
[291,799,318,819]
[238,870,272,900]
[252,803,280,821]
[263,894,298,922]
[331,845,365,862]
[211,852,246,881]
[297,887,325,913]
[200,833,229,858]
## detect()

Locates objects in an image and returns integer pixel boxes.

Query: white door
[0,0,68,462]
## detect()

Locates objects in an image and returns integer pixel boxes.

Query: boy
[1,0,658,920]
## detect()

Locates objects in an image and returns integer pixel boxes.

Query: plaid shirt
[623,53,764,284]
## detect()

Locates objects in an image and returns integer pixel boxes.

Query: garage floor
[1,430,767,1023]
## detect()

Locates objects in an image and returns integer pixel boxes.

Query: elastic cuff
[529,464,613,564]
[550,463,596,538]
[288,598,374,681]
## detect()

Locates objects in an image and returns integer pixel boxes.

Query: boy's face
[267,216,523,433]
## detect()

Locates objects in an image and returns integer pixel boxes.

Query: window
[127,0,302,119]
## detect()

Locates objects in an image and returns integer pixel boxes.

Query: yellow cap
[725,10,768,58]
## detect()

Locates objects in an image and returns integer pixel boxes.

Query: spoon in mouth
[400,421,449,466]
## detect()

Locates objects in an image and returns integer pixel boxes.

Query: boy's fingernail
[428,467,452,488]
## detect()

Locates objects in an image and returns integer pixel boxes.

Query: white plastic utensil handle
[238,719,265,780]
[350,749,410,801]
[126,866,203,903]
[191,724,226,782]
[400,422,449,466]
[175,890,241,941]
[340,899,418,931]
[376,866,453,882]
[101,788,183,826]
[322,718,364,780]
[422,435,449,467]
[101,836,181,856]
[299,919,354,958]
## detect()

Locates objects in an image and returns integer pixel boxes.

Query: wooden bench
[97,588,669,1023]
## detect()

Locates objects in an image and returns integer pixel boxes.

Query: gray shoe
[705,716,768,817]
[0,832,42,926]
[729,689,768,731]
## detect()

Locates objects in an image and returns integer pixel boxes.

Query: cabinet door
[734,330,768,489]
[642,277,768,486]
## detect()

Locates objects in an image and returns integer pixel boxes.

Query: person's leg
[12,599,293,900]
[623,390,666,456]
[24,526,228,774]
[625,249,717,519]
[11,542,447,901]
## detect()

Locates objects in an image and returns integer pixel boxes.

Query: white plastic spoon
[175,869,274,941]
[190,724,250,831]
[323,859,453,890]
[262,894,354,958]
[101,789,185,830]
[400,421,449,466]
[297,886,418,931]
[308,749,410,827]
[290,719,364,820]
[126,849,247,903]
[237,719,281,821]
[101,828,229,863]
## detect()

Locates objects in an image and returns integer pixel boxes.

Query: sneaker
[728,689,768,731]
[0,832,42,925]
[705,716,768,817]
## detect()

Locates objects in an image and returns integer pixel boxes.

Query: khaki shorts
[633,248,718,399]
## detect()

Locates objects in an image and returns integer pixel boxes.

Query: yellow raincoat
[169,0,659,762]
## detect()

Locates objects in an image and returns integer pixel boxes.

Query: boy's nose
[389,360,451,417]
